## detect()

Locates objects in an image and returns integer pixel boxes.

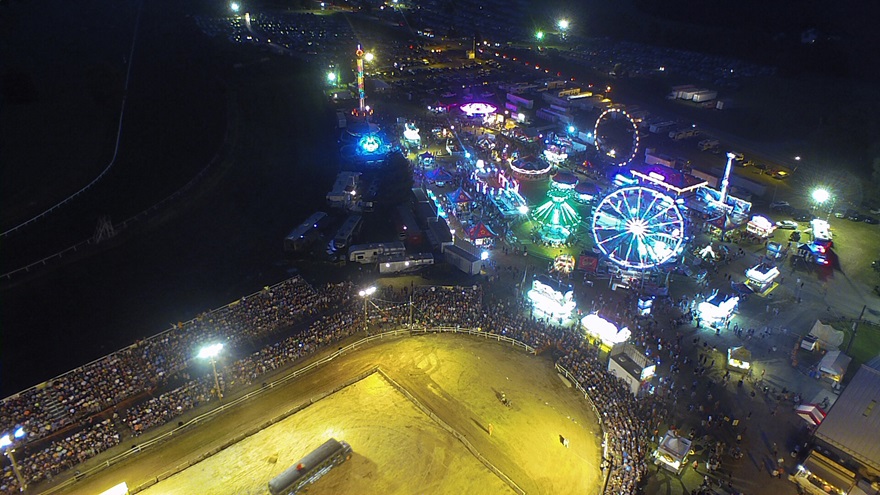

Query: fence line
[1,2,145,239]
[556,363,610,495]
[1,83,237,282]
[36,327,536,494]
[375,367,526,495]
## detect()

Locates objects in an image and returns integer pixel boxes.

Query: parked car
[776,220,798,229]
[791,209,810,221]
[870,207,880,215]
[865,216,879,225]
[770,201,791,210]
[848,212,865,222]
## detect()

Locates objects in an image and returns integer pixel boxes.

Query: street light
[535,30,544,41]
[230,2,240,12]
[364,52,375,63]
[1,427,27,491]
[812,188,830,204]
[358,286,376,334]
[557,19,569,31]
[198,343,224,400]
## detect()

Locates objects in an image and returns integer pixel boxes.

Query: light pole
[358,286,376,334]
[812,188,833,221]
[557,19,569,40]
[198,343,224,400]
[0,427,27,492]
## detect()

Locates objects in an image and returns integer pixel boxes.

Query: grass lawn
[834,321,880,382]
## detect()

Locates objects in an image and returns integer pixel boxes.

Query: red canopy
[467,222,496,240]
[795,404,827,426]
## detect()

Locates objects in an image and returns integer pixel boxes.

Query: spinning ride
[532,189,582,245]
[594,108,640,167]
[592,186,685,270]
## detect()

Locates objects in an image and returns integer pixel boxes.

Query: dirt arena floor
[139,373,516,495]
[56,334,604,495]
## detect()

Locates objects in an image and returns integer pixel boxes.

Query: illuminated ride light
[460,102,497,116]
[580,313,631,345]
[531,189,581,244]
[403,123,420,142]
[696,290,739,324]
[358,134,382,154]
[592,186,685,270]
[527,278,576,320]
[594,108,640,167]
[510,157,552,177]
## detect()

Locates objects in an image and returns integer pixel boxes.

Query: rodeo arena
[6,53,877,495]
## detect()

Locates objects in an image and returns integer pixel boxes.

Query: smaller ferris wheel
[592,186,685,270]
[593,108,640,167]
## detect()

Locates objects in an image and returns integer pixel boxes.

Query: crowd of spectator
[0,277,665,494]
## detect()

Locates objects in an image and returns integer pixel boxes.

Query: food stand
[727,346,752,371]
[653,432,693,474]
[745,263,780,294]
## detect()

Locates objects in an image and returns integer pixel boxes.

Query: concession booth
[654,432,693,474]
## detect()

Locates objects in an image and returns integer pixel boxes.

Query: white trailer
[348,242,406,263]
[378,253,434,274]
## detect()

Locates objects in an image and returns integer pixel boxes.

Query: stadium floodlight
[358,286,377,334]
[0,428,27,491]
[198,343,225,400]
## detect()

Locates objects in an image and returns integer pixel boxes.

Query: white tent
[808,320,844,350]
[818,350,852,382]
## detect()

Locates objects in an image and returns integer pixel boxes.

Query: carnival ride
[531,189,582,245]
[594,108,640,167]
[592,186,685,270]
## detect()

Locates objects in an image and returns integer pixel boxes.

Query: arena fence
[556,363,611,495]
[38,327,535,494]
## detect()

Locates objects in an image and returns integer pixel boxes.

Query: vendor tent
[818,350,852,380]
[446,187,473,205]
[426,167,453,183]
[466,222,496,241]
[808,320,845,350]
[795,404,827,426]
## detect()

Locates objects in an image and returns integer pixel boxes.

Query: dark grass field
[0,0,341,395]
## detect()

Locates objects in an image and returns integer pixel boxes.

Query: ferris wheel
[593,108,640,167]
[592,186,686,270]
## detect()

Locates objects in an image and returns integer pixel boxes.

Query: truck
[668,128,699,141]
[348,242,406,264]
[698,139,719,151]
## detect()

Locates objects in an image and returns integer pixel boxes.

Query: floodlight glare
[535,31,544,40]
[0,435,10,449]
[327,72,336,82]
[13,428,24,439]
[364,52,375,62]
[230,2,240,12]
[198,343,224,359]
[812,188,830,204]
[558,19,569,31]
[359,286,377,297]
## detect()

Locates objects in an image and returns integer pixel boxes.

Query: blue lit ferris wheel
[592,186,686,270]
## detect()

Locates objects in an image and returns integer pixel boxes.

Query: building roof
[814,365,880,471]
